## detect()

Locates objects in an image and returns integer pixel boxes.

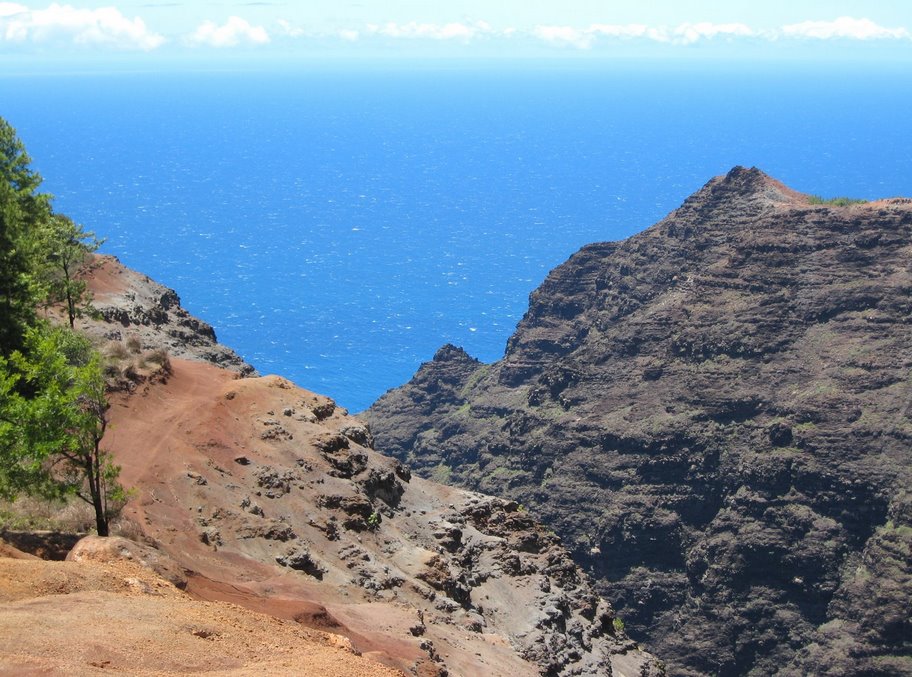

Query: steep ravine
[364,168,912,676]
[61,253,664,676]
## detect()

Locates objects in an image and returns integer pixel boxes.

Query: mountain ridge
[364,167,912,676]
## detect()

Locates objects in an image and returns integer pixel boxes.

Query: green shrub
[367,511,381,530]
[807,195,867,207]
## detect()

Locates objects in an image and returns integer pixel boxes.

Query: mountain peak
[721,164,773,188]
[432,343,479,364]
[684,166,805,214]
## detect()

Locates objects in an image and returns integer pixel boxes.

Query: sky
[1,1,911,71]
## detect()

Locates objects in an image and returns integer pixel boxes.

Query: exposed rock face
[107,359,662,677]
[74,254,256,376]
[364,168,912,676]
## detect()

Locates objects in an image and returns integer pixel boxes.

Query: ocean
[3,64,911,411]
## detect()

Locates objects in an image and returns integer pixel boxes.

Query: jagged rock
[186,470,207,486]
[416,554,469,604]
[255,466,294,496]
[77,254,256,376]
[339,422,375,448]
[240,496,265,516]
[276,547,326,579]
[260,418,294,441]
[313,432,350,454]
[365,168,912,676]
[105,337,663,676]
[327,452,368,479]
[360,467,405,507]
[309,396,336,421]
[768,421,794,447]
[199,527,222,547]
[237,521,296,542]
[431,524,462,553]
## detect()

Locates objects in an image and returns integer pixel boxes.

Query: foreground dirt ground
[0,544,403,676]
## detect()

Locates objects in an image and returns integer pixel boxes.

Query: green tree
[0,117,51,355]
[0,117,122,536]
[42,214,103,328]
[0,325,124,536]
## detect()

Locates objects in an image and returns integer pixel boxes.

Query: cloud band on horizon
[0,4,909,54]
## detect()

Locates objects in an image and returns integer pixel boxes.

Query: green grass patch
[430,463,453,485]
[459,364,491,398]
[807,195,868,207]
[490,466,522,480]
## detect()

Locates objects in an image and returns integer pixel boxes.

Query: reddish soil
[0,541,403,676]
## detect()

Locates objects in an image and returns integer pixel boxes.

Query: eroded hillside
[104,359,659,676]
[0,537,400,676]
[31,257,662,677]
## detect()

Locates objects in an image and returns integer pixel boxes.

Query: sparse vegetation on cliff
[807,194,868,207]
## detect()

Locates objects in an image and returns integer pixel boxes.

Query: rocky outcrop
[73,254,255,376]
[66,535,188,589]
[107,359,663,677]
[364,168,912,675]
[40,251,665,674]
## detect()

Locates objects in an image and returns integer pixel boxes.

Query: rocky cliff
[364,168,912,676]
[69,253,255,376]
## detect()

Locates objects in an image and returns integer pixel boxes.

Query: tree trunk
[93,491,108,536]
[63,266,75,328]
[87,450,108,537]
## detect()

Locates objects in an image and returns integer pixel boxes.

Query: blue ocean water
[3,65,911,411]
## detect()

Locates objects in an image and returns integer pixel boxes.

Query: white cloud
[273,21,361,42]
[532,25,594,49]
[781,16,910,40]
[671,22,754,45]
[588,24,651,40]
[532,22,754,49]
[0,3,26,19]
[533,23,656,49]
[276,18,304,38]
[0,2,164,50]
[186,16,269,48]
[366,21,494,41]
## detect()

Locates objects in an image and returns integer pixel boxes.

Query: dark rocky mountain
[364,167,912,676]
